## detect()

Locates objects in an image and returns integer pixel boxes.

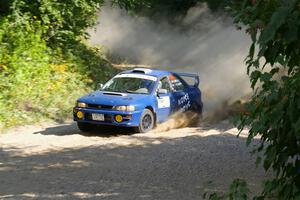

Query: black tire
[135,109,155,133]
[189,103,203,127]
[77,122,93,132]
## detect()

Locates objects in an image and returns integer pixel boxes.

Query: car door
[156,77,174,123]
[169,74,191,113]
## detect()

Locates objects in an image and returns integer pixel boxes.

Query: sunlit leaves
[0,0,123,129]
[0,0,149,46]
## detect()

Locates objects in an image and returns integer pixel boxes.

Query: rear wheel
[189,103,203,127]
[135,109,155,133]
[77,122,93,132]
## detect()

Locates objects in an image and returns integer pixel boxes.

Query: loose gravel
[0,121,268,200]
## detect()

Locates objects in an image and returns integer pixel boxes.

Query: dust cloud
[89,3,252,113]
[153,111,199,132]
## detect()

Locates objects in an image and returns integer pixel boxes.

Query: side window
[169,74,186,91]
[158,77,172,93]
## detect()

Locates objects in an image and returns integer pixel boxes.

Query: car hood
[77,91,150,106]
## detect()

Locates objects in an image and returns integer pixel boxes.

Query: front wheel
[77,122,94,132]
[135,109,155,133]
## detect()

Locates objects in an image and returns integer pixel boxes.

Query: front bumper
[73,107,142,127]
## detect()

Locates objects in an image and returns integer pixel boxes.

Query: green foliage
[119,0,228,19]
[227,0,300,199]
[0,0,123,131]
[1,0,103,46]
[0,0,147,47]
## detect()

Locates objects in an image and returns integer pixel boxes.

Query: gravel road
[0,121,268,200]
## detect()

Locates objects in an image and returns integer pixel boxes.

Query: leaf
[292,118,300,139]
[283,12,299,43]
[256,156,262,166]
[259,6,291,44]
[249,43,255,60]
[270,67,279,75]
[246,132,254,146]
[260,72,272,82]
[250,70,261,88]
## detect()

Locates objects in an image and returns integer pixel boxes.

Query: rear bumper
[73,107,142,127]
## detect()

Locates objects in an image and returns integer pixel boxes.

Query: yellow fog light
[77,111,84,119]
[115,115,123,123]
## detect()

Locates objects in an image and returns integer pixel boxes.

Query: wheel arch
[145,105,157,124]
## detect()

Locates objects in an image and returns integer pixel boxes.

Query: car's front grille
[86,113,113,122]
[87,104,113,110]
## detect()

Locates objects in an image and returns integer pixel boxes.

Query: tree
[120,0,227,19]
[228,0,300,199]
[0,0,147,47]
[0,0,143,128]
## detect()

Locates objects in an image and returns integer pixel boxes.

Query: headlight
[77,102,87,108]
[114,105,135,111]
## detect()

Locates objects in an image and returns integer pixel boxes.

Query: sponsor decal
[157,96,171,108]
[178,94,191,112]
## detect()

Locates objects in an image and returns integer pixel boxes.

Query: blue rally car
[73,68,203,133]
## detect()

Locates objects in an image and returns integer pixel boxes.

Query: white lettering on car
[178,94,191,112]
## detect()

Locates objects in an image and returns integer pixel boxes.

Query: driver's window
[158,77,172,93]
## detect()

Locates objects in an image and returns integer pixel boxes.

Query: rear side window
[169,74,186,91]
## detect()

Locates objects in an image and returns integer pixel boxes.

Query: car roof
[120,68,171,79]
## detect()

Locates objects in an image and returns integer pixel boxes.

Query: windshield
[102,77,156,94]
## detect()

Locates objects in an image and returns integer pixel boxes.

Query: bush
[0,12,118,130]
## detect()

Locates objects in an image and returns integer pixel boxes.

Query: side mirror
[157,89,168,96]
[98,83,104,90]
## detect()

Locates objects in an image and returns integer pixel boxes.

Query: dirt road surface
[0,121,268,199]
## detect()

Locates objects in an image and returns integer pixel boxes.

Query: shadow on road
[33,123,135,137]
[33,121,236,138]
[0,131,268,200]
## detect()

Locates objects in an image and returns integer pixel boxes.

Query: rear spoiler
[175,72,200,87]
